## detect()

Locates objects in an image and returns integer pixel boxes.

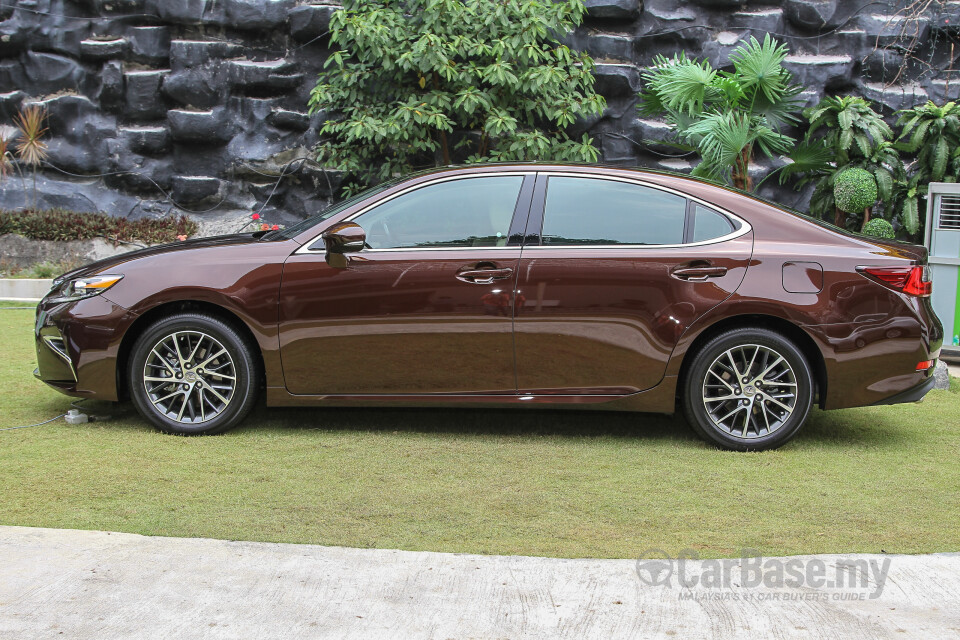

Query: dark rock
[585,0,641,21]
[248,180,285,203]
[44,138,105,175]
[23,94,97,136]
[581,33,634,61]
[170,39,242,70]
[784,0,838,31]
[933,360,950,390]
[105,144,175,193]
[282,186,330,219]
[701,31,749,68]
[35,15,90,58]
[120,126,172,155]
[223,0,294,30]
[79,37,129,60]
[857,12,931,47]
[600,131,639,163]
[267,108,311,131]
[782,54,854,91]
[144,0,224,25]
[97,61,124,112]
[0,89,25,120]
[730,7,784,35]
[124,70,168,120]
[593,63,639,97]
[0,12,32,57]
[862,48,905,83]
[226,58,303,93]
[162,67,228,108]
[644,3,697,22]
[168,108,236,144]
[861,82,929,114]
[128,26,170,64]
[171,175,222,204]
[23,52,89,94]
[289,4,338,43]
[688,0,750,7]
[934,4,960,34]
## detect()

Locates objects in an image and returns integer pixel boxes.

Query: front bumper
[34,294,137,401]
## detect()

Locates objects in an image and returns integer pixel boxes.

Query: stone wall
[0,0,957,234]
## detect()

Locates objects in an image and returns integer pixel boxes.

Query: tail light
[859,265,932,297]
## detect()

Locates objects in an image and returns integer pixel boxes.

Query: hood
[53,234,263,284]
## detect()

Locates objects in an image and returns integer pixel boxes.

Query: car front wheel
[682,328,814,451]
[128,313,259,435]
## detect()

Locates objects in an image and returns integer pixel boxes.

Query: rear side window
[541,177,687,245]
[692,204,736,242]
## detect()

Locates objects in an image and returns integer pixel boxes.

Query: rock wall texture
[0,0,957,234]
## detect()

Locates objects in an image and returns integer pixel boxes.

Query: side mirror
[319,222,366,269]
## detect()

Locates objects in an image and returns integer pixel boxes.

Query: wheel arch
[676,314,828,408]
[116,300,265,401]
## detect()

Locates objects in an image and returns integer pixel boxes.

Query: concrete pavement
[1,526,959,639]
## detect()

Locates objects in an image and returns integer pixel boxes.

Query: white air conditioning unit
[925,182,960,353]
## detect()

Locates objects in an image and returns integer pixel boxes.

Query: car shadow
[247,404,701,444]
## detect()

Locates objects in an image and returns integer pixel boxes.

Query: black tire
[681,328,814,451]
[128,313,260,435]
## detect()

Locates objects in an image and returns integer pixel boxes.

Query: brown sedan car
[34,164,942,450]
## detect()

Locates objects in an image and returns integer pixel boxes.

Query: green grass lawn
[1,300,958,559]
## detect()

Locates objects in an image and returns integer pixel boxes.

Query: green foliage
[784,95,908,233]
[0,208,197,244]
[638,35,803,191]
[895,101,960,235]
[861,217,896,239]
[834,168,877,213]
[310,0,606,191]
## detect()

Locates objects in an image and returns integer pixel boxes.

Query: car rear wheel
[128,313,259,435]
[682,328,814,451]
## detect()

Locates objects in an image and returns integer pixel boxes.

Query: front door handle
[456,267,514,284]
[671,266,728,281]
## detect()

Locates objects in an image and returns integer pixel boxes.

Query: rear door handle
[671,266,728,281]
[456,267,514,284]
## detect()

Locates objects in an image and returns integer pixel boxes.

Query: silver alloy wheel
[142,330,237,424]
[701,343,798,439]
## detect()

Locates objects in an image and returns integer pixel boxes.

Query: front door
[279,174,531,395]
[514,174,753,395]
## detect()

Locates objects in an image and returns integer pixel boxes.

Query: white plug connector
[65,409,88,424]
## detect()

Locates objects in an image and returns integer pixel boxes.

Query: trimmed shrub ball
[862,218,896,238]
[834,167,878,214]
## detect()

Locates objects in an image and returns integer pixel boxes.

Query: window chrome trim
[294,169,752,254]
[295,172,533,254]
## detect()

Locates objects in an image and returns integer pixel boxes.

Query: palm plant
[780,96,907,232]
[895,101,960,234]
[638,35,803,191]
[14,105,48,210]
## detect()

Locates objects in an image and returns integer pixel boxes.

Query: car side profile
[34,164,943,450]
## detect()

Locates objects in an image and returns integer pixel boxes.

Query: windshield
[262,178,402,241]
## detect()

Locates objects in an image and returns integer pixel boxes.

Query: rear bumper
[870,374,936,406]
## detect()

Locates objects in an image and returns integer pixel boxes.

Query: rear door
[279,173,533,396]
[514,173,753,395]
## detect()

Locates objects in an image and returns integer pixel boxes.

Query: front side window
[354,176,524,249]
[541,177,687,245]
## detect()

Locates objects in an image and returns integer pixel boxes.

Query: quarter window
[541,177,687,245]
[692,204,736,242]
[354,176,524,249]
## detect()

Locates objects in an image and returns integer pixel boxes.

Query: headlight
[49,274,124,302]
